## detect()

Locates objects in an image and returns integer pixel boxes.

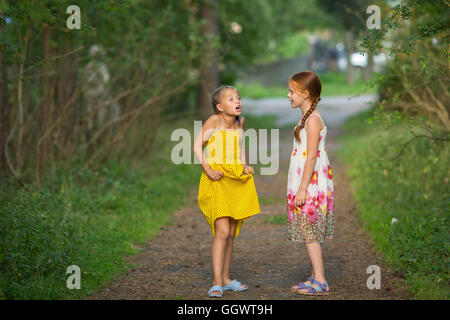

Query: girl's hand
[243,165,254,175]
[294,189,307,207]
[206,168,224,181]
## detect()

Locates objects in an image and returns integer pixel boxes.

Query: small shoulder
[305,113,323,132]
[203,114,221,128]
[206,113,220,123]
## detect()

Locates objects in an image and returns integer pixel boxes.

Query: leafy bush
[0,119,201,299]
[338,109,449,299]
[361,0,449,130]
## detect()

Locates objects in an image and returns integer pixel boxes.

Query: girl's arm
[193,115,223,180]
[295,116,321,206]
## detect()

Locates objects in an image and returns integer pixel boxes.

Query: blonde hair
[211,85,241,125]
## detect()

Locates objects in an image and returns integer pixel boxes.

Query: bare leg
[222,218,247,289]
[296,242,329,293]
[211,217,230,294]
[222,218,234,283]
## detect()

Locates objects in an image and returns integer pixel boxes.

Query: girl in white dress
[286,71,335,295]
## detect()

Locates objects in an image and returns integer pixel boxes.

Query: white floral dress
[286,113,335,243]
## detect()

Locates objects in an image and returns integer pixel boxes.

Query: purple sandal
[291,277,314,291]
[296,278,329,296]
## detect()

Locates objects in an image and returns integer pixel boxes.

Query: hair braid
[294,96,321,142]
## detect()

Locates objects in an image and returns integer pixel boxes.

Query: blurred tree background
[0,0,205,185]
[0,0,335,184]
[1,0,447,184]
[0,0,448,299]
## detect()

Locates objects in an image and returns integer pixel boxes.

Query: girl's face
[287,83,308,108]
[217,89,242,116]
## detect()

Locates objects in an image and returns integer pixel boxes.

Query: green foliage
[236,83,288,99]
[360,0,449,130]
[361,0,449,55]
[217,0,334,82]
[0,117,201,299]
[1,0,204,182]
[236,71,377,98]
[338,109,450,299]
[242,114,278,130]
[2,0,337,181]
[317,0,369,31]
[261,215,285,225]
[275,33,310,59]
[257,32,310,64]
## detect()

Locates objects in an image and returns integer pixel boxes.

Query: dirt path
[87,123,412,300]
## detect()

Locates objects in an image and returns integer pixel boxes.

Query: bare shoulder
[203,114,221,130]
[305,113,323,133]
[199,114,220,143]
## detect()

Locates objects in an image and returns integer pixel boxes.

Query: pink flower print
[310,170,318,185]
[327,187,335,211]
[296,167,301,176]
[317,190,327,214]
[311,195,319,209]
[323,165,328,178]
[327,165,333,180]
[287,189,295,205]
[305,190,311,201]
[319,135,322,142]
[287,189,296,222]
[317,190,326,206]
[327,197,335,212]
[292,148,297,156]
[286,202,293,222]
[302,202,318,222]
[298,192,320,222]
[327,187,334,198]
[317,150,320,158]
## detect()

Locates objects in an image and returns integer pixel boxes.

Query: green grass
[261,215,285,225]
[258,195,286,206]
[236,71,377,99]
[243,114,278,130]
[0,114,277,299]
[337,109,449,299]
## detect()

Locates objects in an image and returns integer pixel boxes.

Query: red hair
[290,71,322,142]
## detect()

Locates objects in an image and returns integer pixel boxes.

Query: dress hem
[286,236,334,244]
[205,211,261,239]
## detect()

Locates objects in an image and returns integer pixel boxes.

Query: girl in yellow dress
[193,85,261,298]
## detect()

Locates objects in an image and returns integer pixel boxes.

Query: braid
[294,97,321,142]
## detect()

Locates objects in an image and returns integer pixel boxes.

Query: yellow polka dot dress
[197,130,260,238]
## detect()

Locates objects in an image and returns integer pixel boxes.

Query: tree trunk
[38,23,54,176]
[0,11,9,177]
[344,30,356,84]
[55,40,78,159]
[363,52,374,81]
[196,0,219,121]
